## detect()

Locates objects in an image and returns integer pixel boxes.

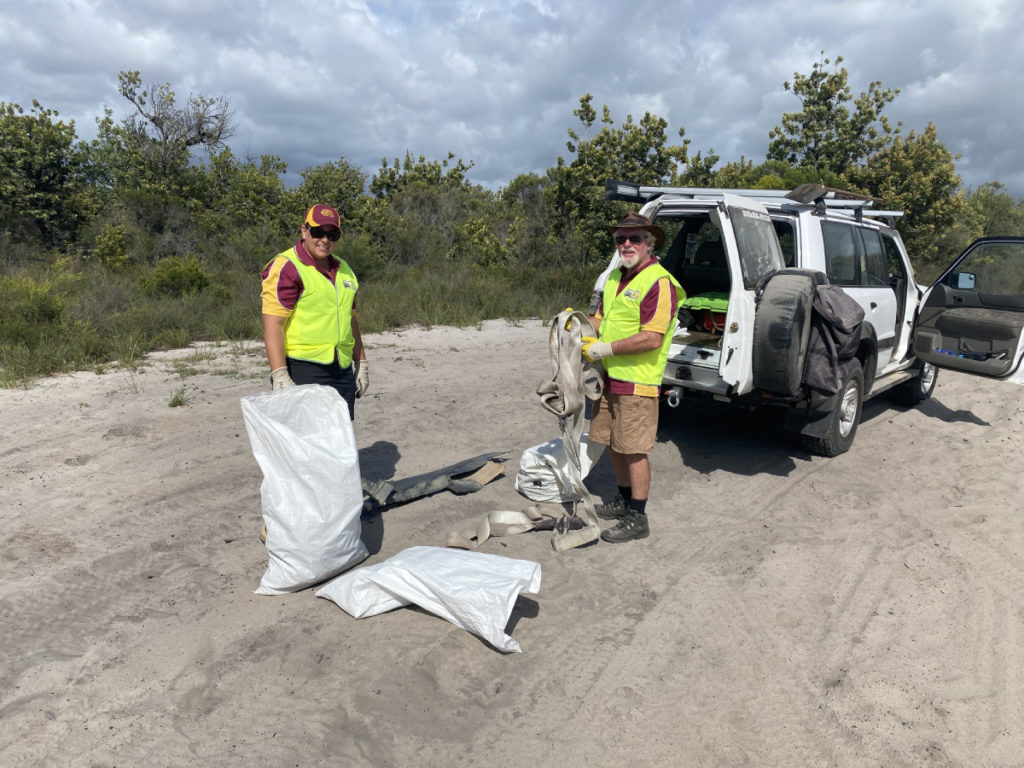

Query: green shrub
[140,255,210,297]
[356,260,592,333]
[4,237,594,384]
[0,275,68,366]
[338,233,385,282]
[0,316,108,383]
[0,232,35,269]
[153,326,192,349]
[211,223,282,271]
[0,275,66,323]
[93,222,132,271]
[454,218,503,267]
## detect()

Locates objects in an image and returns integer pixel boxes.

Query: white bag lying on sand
[514,433,605,502]
[241,385,368,595]
[316,546,541,653]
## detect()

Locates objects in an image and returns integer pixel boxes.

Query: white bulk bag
[316,546,541,653]
[241,385,368,595]
[514,433,605,502]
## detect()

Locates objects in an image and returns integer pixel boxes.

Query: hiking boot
[595,495,628,520]
[600,510,649,543]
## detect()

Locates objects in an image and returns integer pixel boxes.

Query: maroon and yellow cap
[304,204,341,230]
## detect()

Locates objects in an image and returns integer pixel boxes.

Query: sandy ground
[2,318,1024,767]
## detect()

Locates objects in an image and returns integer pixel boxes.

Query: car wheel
[801,360,864,457]
[753,272,816,397]
[891,361,938,406]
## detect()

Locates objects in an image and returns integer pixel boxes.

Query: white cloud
[0,0,1020,196]
[444,49,478,78]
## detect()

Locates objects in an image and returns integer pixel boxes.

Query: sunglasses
[308,225,341,242]
[614,234,648,245]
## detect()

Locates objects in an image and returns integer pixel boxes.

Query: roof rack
[606,179,793,203]
[604,179,900,220]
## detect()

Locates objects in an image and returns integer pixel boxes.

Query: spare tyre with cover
[752,269,822,397]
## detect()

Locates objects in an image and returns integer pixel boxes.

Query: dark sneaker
[600,511,649,543]
[595,496,628,520]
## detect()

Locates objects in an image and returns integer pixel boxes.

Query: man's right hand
[270,366,295,390]
[581,336,613,363]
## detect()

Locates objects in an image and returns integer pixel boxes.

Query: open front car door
[913,237,1024,384]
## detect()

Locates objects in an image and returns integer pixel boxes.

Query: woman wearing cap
[260,204,368,419]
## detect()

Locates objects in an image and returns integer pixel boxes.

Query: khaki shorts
[588,392,659,454]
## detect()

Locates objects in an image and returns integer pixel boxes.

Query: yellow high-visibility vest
[276,248,358,366]
[599,263,681,388]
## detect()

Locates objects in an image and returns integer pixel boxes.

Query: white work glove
[355,360,370,397]
[581,336,613,364]
[270,366,294,390]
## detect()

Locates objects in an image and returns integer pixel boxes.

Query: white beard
[619,252,641,270]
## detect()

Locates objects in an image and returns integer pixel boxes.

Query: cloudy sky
[2,0,1021,199]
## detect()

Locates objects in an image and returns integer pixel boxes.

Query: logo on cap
[306,204,341,228]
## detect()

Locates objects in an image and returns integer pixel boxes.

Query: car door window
[945,241,1024,297]
[859,229,888,286]
[882,233,909,328]
[823,221,859,285]
[730,206,784,290]
[883,234,907,282]
[915,238,1024,379]
[773,220,795,267]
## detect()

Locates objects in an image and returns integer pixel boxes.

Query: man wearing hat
[584,212,682,543]
[261,204,368,419]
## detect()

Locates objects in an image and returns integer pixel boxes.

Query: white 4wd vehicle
[594,180,1024,456]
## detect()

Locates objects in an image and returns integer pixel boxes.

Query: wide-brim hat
[606,211,664,249]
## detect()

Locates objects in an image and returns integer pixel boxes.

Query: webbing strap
[445,502,578,550]
[539,309,604,550]
[447,310,603,551]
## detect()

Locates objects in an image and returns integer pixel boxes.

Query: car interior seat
[662,231,689,279]
[682,239,730,296]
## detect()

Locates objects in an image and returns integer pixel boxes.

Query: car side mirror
[953,271,976,290]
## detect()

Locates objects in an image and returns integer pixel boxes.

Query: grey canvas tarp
[361,452,507,513]
[804,285,866,395]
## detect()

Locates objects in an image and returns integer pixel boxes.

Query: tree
[845,123,965,267]
[675,149,721,188]
[84,71,235,202]
[369,151,473,198]
[189,150,289,242]
[501,172,546,210]
[545,94,691,268]
[965,182,1024,238]
[708,157,756,189]
[359,151,498,267]
[499,172,550,267]
[0,100,90,248]
[291,158,367,224]
[768,53,899,178]
[709,159,847,191]
[116,70,234,189]
[78,72,238,262]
